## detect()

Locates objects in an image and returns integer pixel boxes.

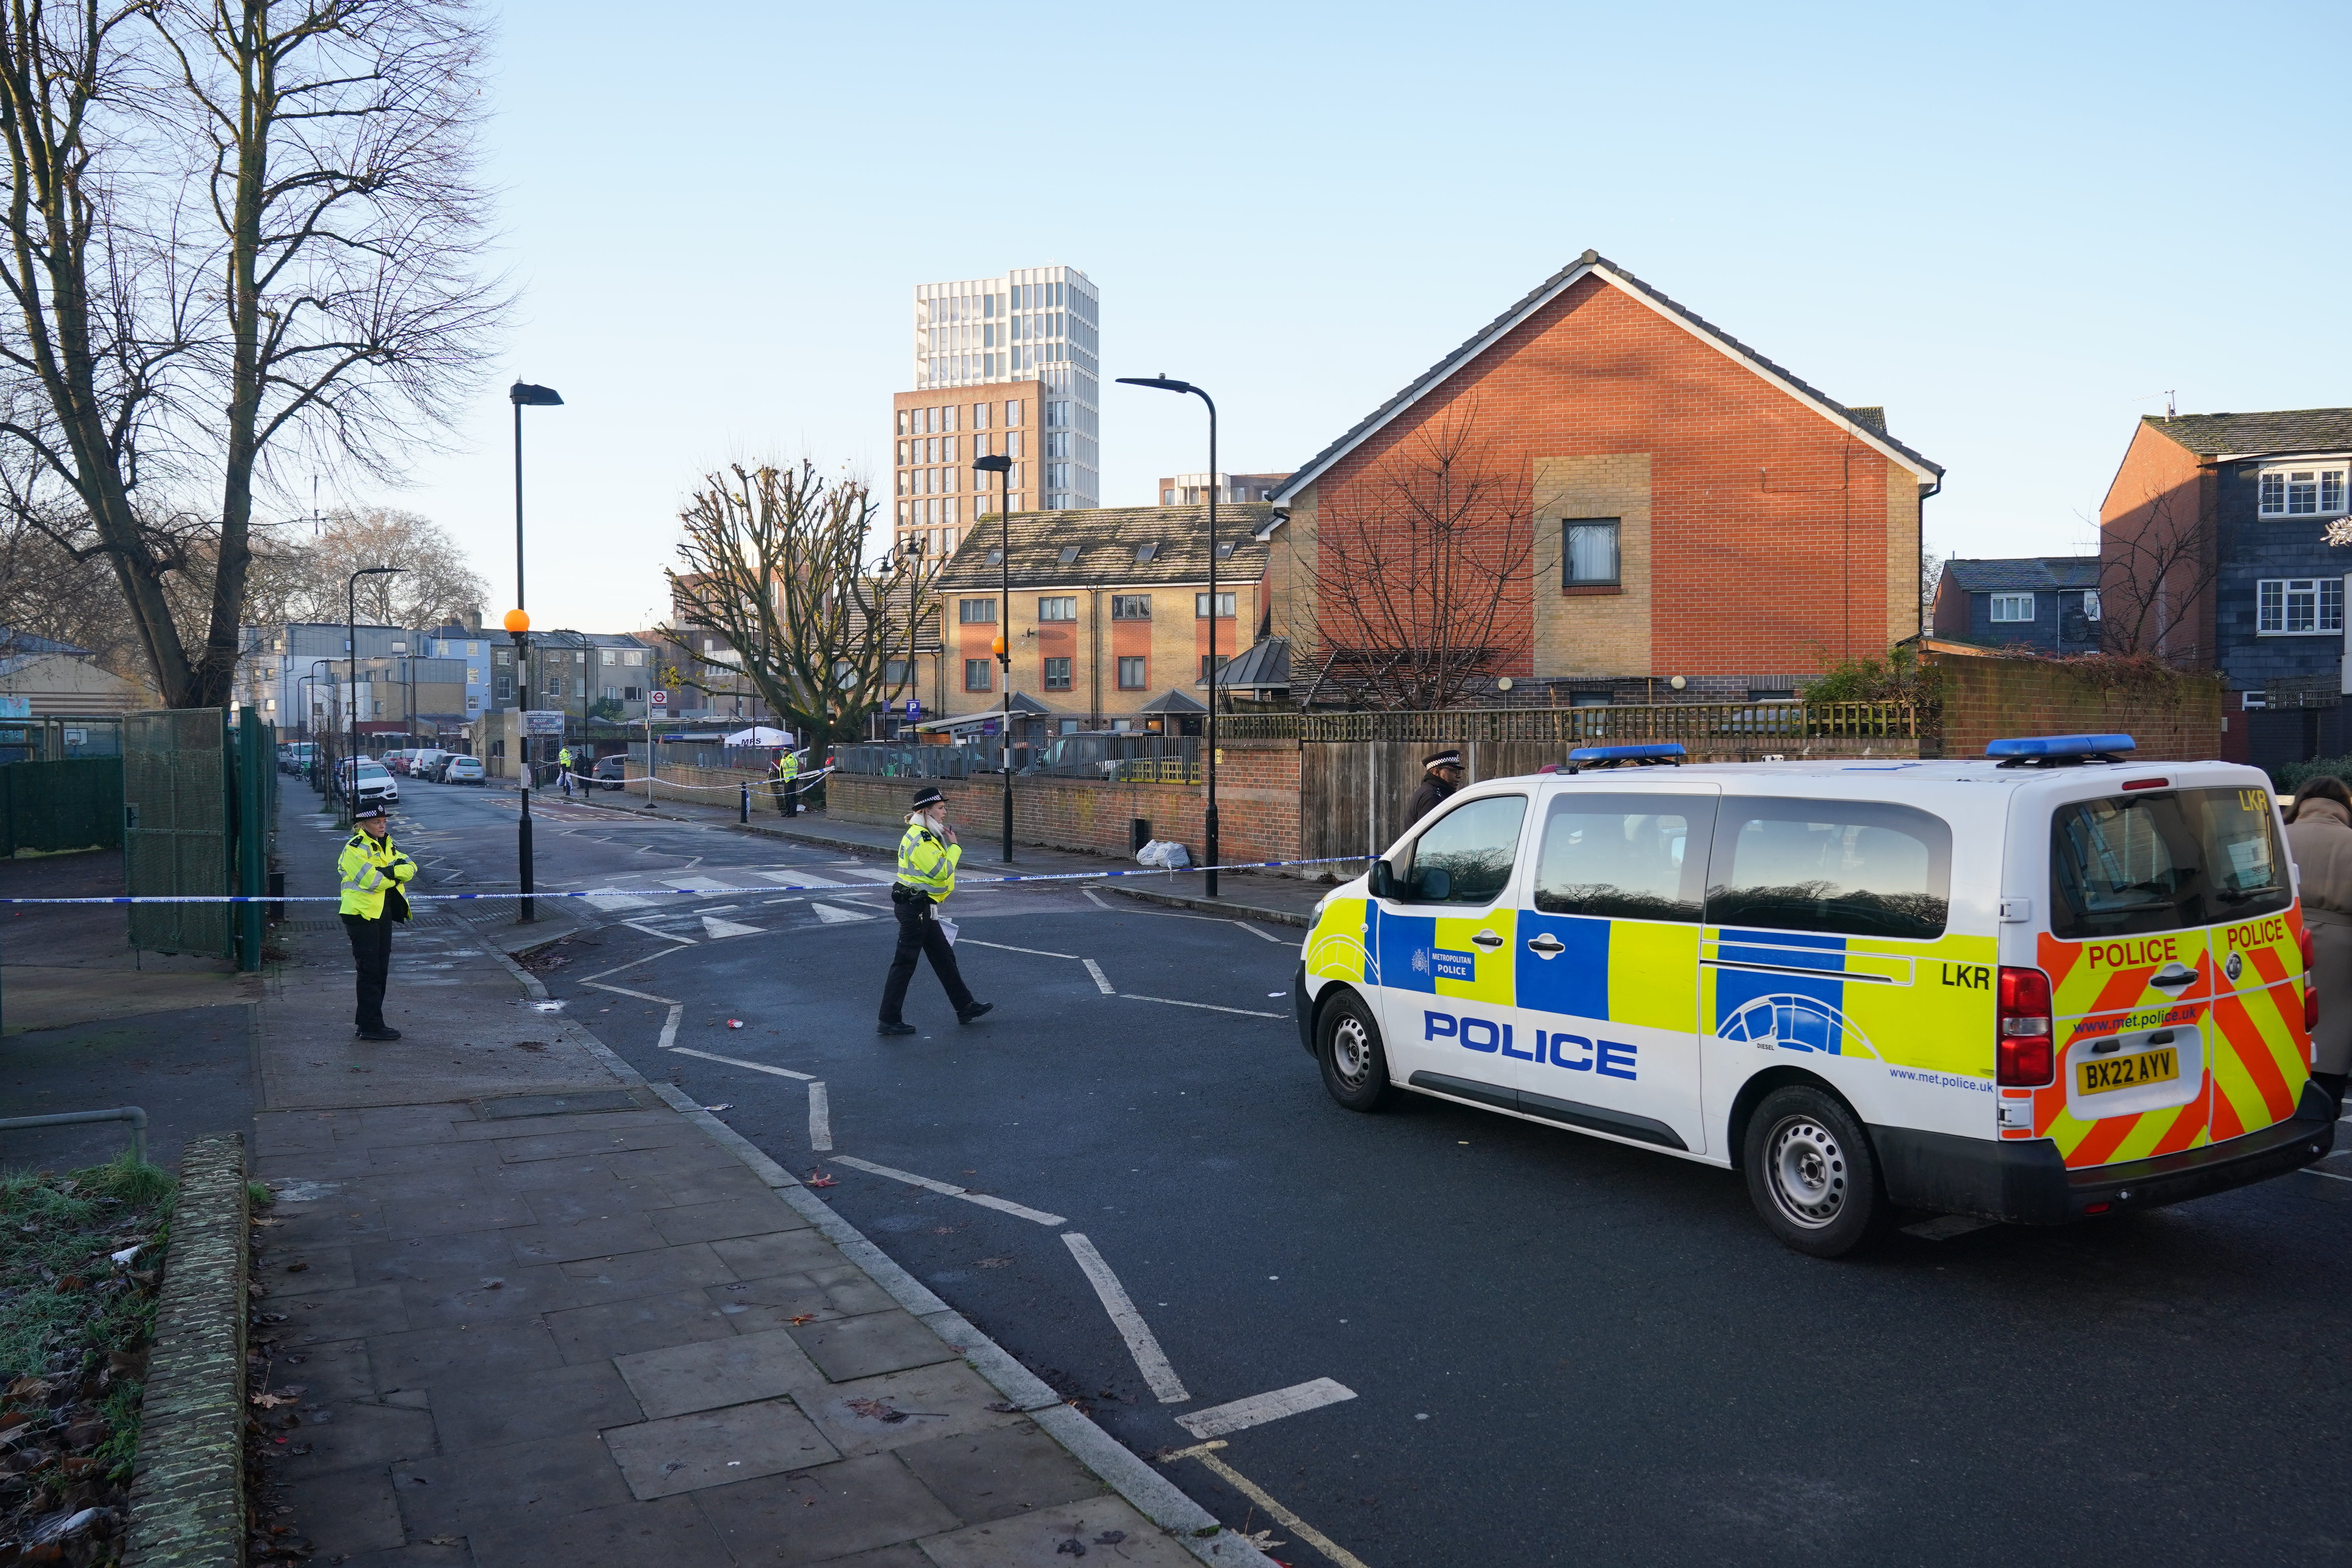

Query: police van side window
[1394,795,1527,904]
[1707,799,1951,940]
[1533,793,1715,922]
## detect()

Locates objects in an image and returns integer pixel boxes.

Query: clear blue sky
[391,0,2352,635]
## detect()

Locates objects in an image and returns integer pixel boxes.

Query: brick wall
[1931,650,2223,762]
[828,739,1303,869]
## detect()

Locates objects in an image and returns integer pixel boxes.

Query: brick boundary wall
[124,1133,248,1568]
[1929,652,2224,763]
[827,740,1305,871]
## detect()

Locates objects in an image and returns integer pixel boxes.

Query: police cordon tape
[563,765,833,795]
[0,853,1376,905]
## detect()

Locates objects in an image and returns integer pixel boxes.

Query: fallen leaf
[426,1537,460,1547]
[701,1103,732,1113]
[285,1262,309,1274]
[843,1397,909,1423]
[250,1394,294,1409]
[788,1314,817,1326]
[806,1172,836,1188]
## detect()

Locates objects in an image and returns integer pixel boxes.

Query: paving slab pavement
[254,769,1277,1567]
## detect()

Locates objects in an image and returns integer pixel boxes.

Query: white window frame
[2258,461,2350,518]
[2255,576,2344,635]
[1988,593,2035,623]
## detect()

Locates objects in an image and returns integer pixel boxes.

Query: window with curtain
[1564,519,1621,587]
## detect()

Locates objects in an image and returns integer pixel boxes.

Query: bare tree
[0,0,505,708]
[663,462,941,748]
[2101,482,2216,661]
[1307,401,1533,709]
[245,505,485,628]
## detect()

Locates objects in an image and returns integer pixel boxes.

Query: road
[360,771,2352,1566]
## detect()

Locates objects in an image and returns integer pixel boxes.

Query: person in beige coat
[2284,775,2352,1112]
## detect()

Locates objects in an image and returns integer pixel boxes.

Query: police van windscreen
[2049,786,2290,940]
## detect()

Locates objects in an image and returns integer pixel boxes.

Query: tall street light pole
[974,451,1014,862]
[347,567,404,820]
[508,380,564,922]
[1116,376,1222,896]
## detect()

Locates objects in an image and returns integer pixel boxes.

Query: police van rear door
[2035,780,2305,1169]
[1369,791,1532,1109]
[1510,783,1719,1154]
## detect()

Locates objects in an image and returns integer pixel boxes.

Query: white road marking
[583,892,657,911]
[807,1082,833,1151]
[1120,993,1285,1018]
[624,920,694,943]
[664,873,735,891]
[832,1155,1067,1226]
[1174,1378,1357,1440]
[964,939,1081,959]
[658,1004,682,1051]
[811,902,877,924]
[757,869,851,887]
[1164,1441,1372,1568]
[701,914,764,939]
[1062,1232,1189,1403]
[1083,959,1116,995]
[1233,920,1287,944]
[831,867,900,882]
[583,981,677,1005]
[1084,889,1116,911]
[2302,1166,2352,1183]
[573,946,692,984]
[665,1045,816,1081]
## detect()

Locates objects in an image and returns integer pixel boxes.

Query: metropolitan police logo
[2224,952,2244,982]
[1410,948,1430,975]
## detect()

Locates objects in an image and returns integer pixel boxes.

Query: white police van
[1293,735,2334,1256]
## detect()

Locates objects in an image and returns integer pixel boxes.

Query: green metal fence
[124,708,231,959]
[0,757,124,855]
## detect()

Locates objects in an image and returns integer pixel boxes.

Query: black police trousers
[342,913,392,1032]
[878,889,973,1023]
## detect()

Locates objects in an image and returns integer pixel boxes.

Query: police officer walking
[556,744,575,797]
[1406,748,1464,824]
[877,787,993,1035]
[771,748,800,817]
[339,800,417,1041]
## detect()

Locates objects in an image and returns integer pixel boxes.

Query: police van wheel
[1318,993,1396,1113]
[1743,1086,1891,1258]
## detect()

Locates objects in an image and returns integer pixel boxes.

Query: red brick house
[1262,251,1944,702]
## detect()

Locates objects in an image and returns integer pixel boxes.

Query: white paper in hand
[938,917,960,946]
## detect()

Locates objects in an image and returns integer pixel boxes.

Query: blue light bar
[1984,734,2135,760]
[1566,743,1687,764]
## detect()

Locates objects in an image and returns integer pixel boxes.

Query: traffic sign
[649,689,668,708]
[905,697,920,720]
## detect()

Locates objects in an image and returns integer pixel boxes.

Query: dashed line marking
[1062,1232,1189,1403]
[808,1082,833,1151]
[964,938,1082,959]
[832,1155,1067,1226]
[624,920,693,943]
[583,981,677,1005]
[1174,1377,1357,1440]
[1119,993,1284,1019]
[574,945,692,984]
[666,1046,815,1081]
[1233,920,1287,944]
[1083,959,1116,995]
[657,1004,682,1052]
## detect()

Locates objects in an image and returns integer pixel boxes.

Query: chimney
[461,603,481,633]
[1847,406,1887,436]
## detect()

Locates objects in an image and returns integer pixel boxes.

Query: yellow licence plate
[2076,1048,2180,1096]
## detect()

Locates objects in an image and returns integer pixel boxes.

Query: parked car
[590,754,630,791]
[334,758,398,807]
[410,748,448,779]
[441,755,484,786]
[279,742,315,775]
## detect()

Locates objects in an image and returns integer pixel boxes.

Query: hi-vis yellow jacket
[338,831,417,919]
[773,753,800,784]
[895,821,960,904]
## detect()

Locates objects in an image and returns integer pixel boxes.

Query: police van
[1293,735,2336,1256]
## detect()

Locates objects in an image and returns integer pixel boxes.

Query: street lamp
[1116,375,1224,896]
[347,566,404,818]
[303,658,335,791]
[510,379,563,922]
[974,451,1013,862]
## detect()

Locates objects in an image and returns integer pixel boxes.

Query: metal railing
[1214,701,1917,745]
[833,733,1203,782]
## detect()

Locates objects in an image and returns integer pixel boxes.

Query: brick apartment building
[2099,408,2352,769]
[892,380,1047,562]
[1265,250,1945,699]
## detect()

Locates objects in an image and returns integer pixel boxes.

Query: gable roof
[1272,250,1943,505]
[1941,556,2100,593]
[2140,408,2352,459]
[934,503,1272,593]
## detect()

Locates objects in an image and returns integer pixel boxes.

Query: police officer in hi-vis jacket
[339,801,417,1040]
[877,787,993,1035]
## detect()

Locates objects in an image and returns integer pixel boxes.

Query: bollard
[739,782,749,823]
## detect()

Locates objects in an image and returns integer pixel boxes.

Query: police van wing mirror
[1368,859,1396,900]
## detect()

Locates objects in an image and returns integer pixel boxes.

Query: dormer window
[2259,465,2347,517]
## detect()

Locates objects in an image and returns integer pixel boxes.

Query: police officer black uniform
[1405,749,1464,824]
[877,786,994,1035]
[338,801,417,1041]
